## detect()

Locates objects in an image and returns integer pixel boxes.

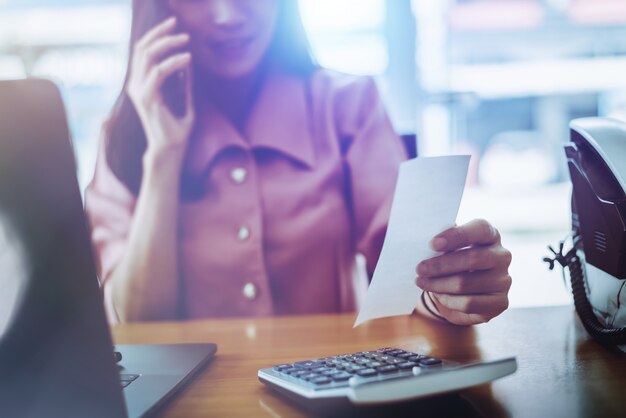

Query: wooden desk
[113,306,626,418]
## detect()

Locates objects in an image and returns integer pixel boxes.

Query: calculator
[258,347,516,409]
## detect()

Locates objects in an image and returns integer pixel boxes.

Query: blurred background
[3,0,626,308]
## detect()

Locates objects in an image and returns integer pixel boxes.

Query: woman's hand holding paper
[416,219,512,325]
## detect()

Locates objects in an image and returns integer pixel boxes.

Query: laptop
[0,78,217,418]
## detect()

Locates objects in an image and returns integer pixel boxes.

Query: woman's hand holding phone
[127,16,194,162]
[111,17,194,321]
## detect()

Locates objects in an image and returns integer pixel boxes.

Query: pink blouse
[85,69,407,322]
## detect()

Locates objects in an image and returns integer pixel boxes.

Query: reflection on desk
[112,306,626,418]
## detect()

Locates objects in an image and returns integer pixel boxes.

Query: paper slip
[354,155,470,327]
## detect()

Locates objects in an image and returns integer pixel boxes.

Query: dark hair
[105,0,317,197]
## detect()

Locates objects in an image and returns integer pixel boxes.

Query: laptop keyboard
[120,374,140,389]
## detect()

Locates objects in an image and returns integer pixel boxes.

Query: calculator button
[398,352,416,359]
[376,365,398,373]
[321,370,341,376]
[273,364,292,371]
[301,373,321,380]
[368,361,383,368]
[407,355,425,362]
[418,357,442,366]
[293,361,325,370]
[310,377,332,385]
[331,372,353,381]
[386,349,406,356]
[356,368,378,377]
[398,362,418,370]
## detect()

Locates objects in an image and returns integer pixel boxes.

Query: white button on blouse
[238,226,250,241]
[242,282,258,300]
[230,167,247,184]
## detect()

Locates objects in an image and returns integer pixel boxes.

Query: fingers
[136,16,178,50]
[417,271,512,295]
[143,33,190,70]
[431,307,490,327]
[431,219,500,252]
[132,19,190,80]
[417,245,512,277]
[124,17,196,152]
[144,53,192,100]
[128,16,191,108]
[417,219,512,325]
[431,292,509,319]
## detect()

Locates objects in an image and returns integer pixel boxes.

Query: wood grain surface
[113,306,626,418]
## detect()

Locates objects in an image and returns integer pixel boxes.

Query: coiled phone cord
[545,240,626,346]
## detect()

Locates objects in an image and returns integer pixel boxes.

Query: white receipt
[354,155,470,327]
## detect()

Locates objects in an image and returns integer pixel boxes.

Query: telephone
[545,117,626,347]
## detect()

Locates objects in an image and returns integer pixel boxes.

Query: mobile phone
[162,69,188,118]
[142,3,189,118]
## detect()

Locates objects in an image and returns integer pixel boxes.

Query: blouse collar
[186,71,316,176]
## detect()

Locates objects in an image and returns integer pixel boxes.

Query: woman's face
[168,0,279,79]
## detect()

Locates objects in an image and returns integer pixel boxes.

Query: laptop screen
[0,202,29,339]
[0,78,126,417]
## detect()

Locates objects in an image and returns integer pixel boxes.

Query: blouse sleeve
[84,131,136,323]
[335,76,408,275]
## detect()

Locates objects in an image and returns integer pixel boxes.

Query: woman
[86,0,512,324]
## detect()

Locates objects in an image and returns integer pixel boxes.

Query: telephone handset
[545,117,626,347]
